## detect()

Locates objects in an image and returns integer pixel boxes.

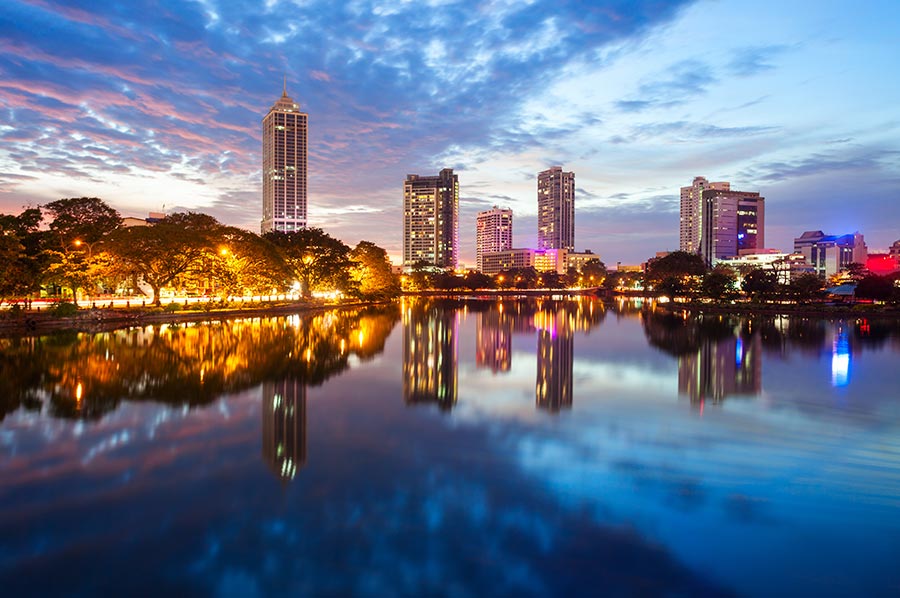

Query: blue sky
[1,0,898,265]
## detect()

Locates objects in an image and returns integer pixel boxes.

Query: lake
[2,297,899,597]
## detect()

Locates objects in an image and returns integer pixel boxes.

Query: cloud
[616,59,716,113]
[727,44,789,77]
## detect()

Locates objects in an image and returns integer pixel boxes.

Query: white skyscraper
[680,176,729,253]
[261,84,308,233]
[537,167,574,251]
[476,206,513,272]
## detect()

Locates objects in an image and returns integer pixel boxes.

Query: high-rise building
[680,176,730,253]
[402,169,459,268]
[537,166,575,251]
[699,189,765,266]
[476,206,513,272]
[261,84,308,234]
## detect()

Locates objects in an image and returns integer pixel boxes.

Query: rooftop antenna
[283,75,287,96]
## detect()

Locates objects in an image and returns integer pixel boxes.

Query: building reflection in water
[262,379,307,481]
[476,303,512,373]
[677,331,761,405]
[469,298,604,412]
[534,306,574,412]
[402,300,459,410]
[832,324,851,388]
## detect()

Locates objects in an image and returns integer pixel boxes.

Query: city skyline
[1,0,899,265]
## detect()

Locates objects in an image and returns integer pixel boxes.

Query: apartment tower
[403,168,459,268]
[476,206,513,272]
[680,176,730,253]
[700,189,765,266]
[261,83,308,234]
[537,167,575,251]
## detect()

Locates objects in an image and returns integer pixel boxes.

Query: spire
[283,75,287,97]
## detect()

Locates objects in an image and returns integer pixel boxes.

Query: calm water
[2,298,900,597]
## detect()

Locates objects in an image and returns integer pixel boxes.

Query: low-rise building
[794,231,867,278]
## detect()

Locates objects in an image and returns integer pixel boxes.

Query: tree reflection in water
[0,305,401,422]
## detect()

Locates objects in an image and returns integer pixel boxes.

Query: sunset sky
[1,0,898,265]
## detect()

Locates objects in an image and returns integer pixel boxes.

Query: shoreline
[0,299,392,337]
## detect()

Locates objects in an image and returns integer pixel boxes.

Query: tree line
[0,197,400,307]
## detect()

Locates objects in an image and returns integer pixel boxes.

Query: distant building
[716,252,812,284]
[793,231,867,278]
[680,176,730,254]
[537,167,575,251]
[890,239,900,260]
[700,189,765,266]
[566,250,601,273]
[476,206,513,272]
[403,169,459,268]
[480,248,558,275]
[261,84,308,234]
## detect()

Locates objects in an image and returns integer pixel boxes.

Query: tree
[42,198,122,304]
[701,266,739,301]
[462,271,494,291]
[212,228,290,297]
[742,268,778,301]
[789,272,825,302]
[855,274,894,302]
[644,251,706,296]
[264,228,353,297]
[0,209,45,305]
[580,259,607,287]
[349,241,400,299]
[105,212,219,306]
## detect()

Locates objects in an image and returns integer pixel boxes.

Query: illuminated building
[678,332,761,404]
[537,166,575,251]
[794,230,868,278]
[480,248,568,275]
[262,378,307,481]
[700,189,765,266]
[476,206,513,272]
[680,176,730,254]
[402,301,458,409]
[476,305,512,373]
[716,252,813,284]
[535,306,574,411]
[261,83,308,233]
[403,169,459,268]
[890,239,900,260]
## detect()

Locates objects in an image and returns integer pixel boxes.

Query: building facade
[476,206,513,272]
[700,189,765,266]
[680,176,730,253]
[537,167,575,251]
[403,169,459,268]
[261,85,308,234]
[793,231,868,278]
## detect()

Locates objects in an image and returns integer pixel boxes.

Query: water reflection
[403,298,606,412]
[4,299,900,596]
[0,305,400,424]
[262,379,306,481]
[402,299,459,410]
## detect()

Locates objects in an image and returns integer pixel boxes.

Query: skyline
[1,0,899,265]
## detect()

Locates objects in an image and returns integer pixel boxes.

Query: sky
[1,0,898,266]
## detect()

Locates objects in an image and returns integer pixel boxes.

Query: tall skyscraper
[403,168,459,268]
[261,83,308,234]
[537,166,575,251]
[700,189,765,266]
[476,206,513,272]
[680,176,730,253]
